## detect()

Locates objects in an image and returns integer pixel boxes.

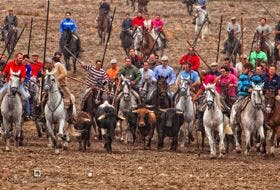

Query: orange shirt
[106,66,119,81]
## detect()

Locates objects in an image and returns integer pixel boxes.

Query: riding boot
[1,30,4,41]
[220,97,231,118]
[197,111,204,133]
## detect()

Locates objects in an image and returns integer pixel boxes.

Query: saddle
[235,96,251,125]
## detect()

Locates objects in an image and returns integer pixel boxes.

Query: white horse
[230,83,265,155]
[203,83,225,158]
[44,69,78,154]
[1,69,23,151]
[133,26,143,55]
[195,6,210,40]
[150,28,165,57]
[176,77,196,147]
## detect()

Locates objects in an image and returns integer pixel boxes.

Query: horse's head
[179,76,191,97]
[251,82,264,110]
[9,69,21,95]
[43,69,57,92]
[140,78,151,100]
[62,29,72,44]
[228,29,234,40]
[204,83,217,109]
[121,75,131,100]
[157,76,168,97]
[264,89,275,114]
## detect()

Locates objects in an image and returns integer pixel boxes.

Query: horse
[275,41,280,63]
[254,31,274,65]
[175,77,196,147]
[264,90,280,156]
[182,0,195,16]
[120,30,133,56]
[115,75,139,143]
[139,78,155,104]
[142,29,156,60]
[150,29,165,58]
[224,29,241,65]
[138,0,149,13]
[44,69,78,154]
[150,76,170,109]
[194,6,210,40]
[1,24,18,56]
[230,83,265,156]
[97,9,110,45]
[61,29,80,72]
[203,83,226,158]
[132,26,143,55]
[1,70,23,151]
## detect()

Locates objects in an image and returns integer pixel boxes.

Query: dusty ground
[0,0,280,189]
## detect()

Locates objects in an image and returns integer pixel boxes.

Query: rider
[233,63,262,124]
[1,8,18,41]
[44,56,72,109]
[132,11,145,29]
[129,49,142,69]
[223,57,238,76]
[80,59,109,109]
[150,14,168,48]
[29,53,43,78]
[0,53,30,117]
[179,47,200,71]
[22,54,32,84]
[153,55,176,100]
[147,53,160,70]
[248,44,268,68]
[106,58,120,82]
[138,60,156,89]
[144,13,152,31]
[192,0,209,25]
[262,65,280,96]
[256,17,272,39]
[208,62,221,76]
[59,12,82,52]
[121,13,133,32]
[117,57,142,102]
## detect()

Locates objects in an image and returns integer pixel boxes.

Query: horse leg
[3,119,11,151]
[218,123,226,158]
[46,121,57,151]
[178,122,186,147]
[258,126,265,154]
[205,126,216,158]
[171,134,178,151]
[244,129,251,156]
[14,120,22,147]
[269,129,276,156]
[188,121,194,144]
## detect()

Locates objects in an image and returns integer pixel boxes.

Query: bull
[157,108,184,151]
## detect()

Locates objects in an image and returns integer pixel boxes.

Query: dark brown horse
[264,90,280,156]
[182,0,195,16]
[97,9,110,45]
[142,29,156,60]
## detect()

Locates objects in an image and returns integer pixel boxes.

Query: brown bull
[132,106,156,149]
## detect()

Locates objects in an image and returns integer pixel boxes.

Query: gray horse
[150,28,165,58]
[175,77,196,147]
[44,69,78,154]
[1,24,17,56]
[1,70,23,151]
[133,27,143,55]
[195,6,210,40]
[115,75,139,143]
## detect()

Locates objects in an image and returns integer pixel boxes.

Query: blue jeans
[0,83,30,116]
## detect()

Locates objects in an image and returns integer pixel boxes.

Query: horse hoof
[180,143,185,148]
[235,147,242,154]
[218,154,224,159]
[209,154,216,159]
[221,147,226,154]
[55,149,60,155]
[47,143,53,148]
[244,151,249,156]
[5,146,10,152]
[63,142,68,150]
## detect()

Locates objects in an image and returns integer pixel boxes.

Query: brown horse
[142,29,156,60]
[97,9,110,45]
[254,32,274,65]
[264,90,280,156]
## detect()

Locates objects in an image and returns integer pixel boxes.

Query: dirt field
[0,0,280,189]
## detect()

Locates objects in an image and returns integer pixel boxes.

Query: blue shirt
[197,0,207,6]
[153,65,176,85]
[59,19,77,33]
[238,73,262,96]
[263,74,280,93]
[177,70,199,83]
[121,18,133,31]
[25,64,32,84]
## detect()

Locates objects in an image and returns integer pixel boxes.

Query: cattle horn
[146,105,154,109]
[97,114,106,121]
[118,115,126,120]
[69,125,81,137]
[176,111,184,115]
[132,109,138,113]
[159,108,167,113]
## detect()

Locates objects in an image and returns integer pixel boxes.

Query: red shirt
[132,16,145,28]
[200,73,221,94]
[2,60,26,81]
[30,61,43,77]
[179,54,200,71]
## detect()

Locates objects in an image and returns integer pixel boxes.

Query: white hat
[161,55,168,61]
[110,58,117,64]
[231,17,237,20]
[210,62,218,66]
[45,58,52,64]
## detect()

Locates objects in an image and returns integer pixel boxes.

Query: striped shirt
[82,65,109,87]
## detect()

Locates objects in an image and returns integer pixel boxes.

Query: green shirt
[248,51,267,68]
[117,65,142,84]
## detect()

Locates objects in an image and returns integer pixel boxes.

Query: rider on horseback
[121,13,133,33]
[97,0,112,25]
[106,58,120,82]
[132,11,145,29]
[138,61,156,89]
[263,65,280,96]
[150,14,168,48]
[192,0,209,25]
[59,12,82,52]
[153,55,176,100]
[0,53,30,118]
[256,18,272,39]
[179,47,200,71]
[1,8,18,41]
[248,44,268,68]
[80,59,109,110]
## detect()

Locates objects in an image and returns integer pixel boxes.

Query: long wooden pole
[27,18,33,56]
[40,0,50,101]
[257,0,278,23]
[216,15,223,62]
[187,40,211,70]
[240,13,244,64]
[101,7,116,68]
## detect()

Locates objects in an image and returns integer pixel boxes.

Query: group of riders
[0,1,280,145]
